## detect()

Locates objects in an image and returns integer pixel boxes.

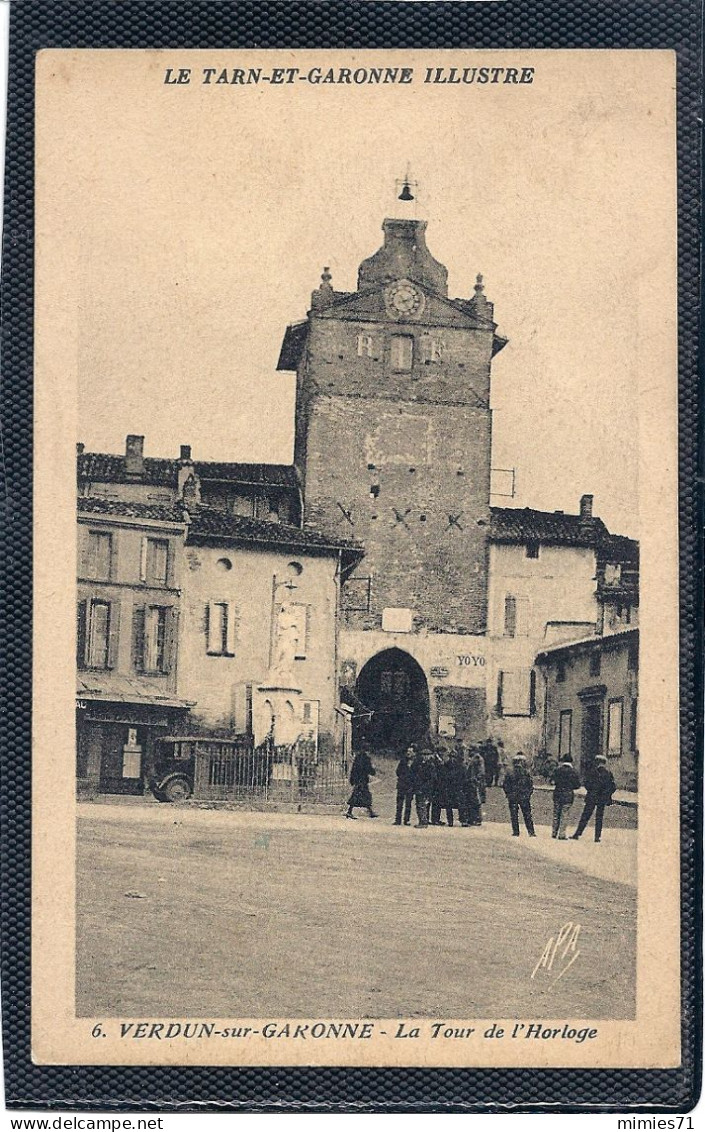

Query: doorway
[354,648,430,754]
[580,702,603,777]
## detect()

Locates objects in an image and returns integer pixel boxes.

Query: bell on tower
[395,166,417,203]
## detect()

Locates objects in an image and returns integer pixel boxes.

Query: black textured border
[1,0,701,1113]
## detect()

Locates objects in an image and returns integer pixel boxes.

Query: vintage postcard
[32,48,680,1070]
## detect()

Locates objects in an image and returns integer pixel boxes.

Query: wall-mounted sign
[382,607,414,633]
[430,666,449,679]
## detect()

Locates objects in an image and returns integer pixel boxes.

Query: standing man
[411,748,435,828]
[483,738,500,788]
[550,753,581,839]
[502,753,537,837]
[572,754,616,843]
[430,743,452,826]
[447,744,468,827]
[465,746,486,826]
[345,746,378,820]
[394,745,415,826]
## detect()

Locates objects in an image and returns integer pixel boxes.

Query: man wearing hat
[550,753,582,840]
[394,745,415,826]
[572,755,616,842]
[501,753,536,837]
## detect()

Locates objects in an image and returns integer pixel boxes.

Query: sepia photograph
[31,48,680,1068]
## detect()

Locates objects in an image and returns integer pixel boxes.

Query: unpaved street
[77,790,636,1020]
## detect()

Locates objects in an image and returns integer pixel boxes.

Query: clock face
[384,279,425,319]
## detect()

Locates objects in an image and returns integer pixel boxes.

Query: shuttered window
[504,595,517,637]
[390,335,413,372]
[497,670,532,717]
[206,601,236,656]
[86,531,113,580]
[133,605,176,673]
[504,594,530,637]
[86,599,113,668]
[140,537,169,586]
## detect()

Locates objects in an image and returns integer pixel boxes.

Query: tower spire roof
[357,217,448,297]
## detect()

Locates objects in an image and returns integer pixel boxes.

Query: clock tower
[277,214,507,750]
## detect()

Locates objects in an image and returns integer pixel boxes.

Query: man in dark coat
[410,749,436,828]
[345,747,378,820]
[394,745,415,826]
[571,755,616,842]
[502,753,536,836]
[430,744,453,826]
[550,753,582,839]
[482,739,500,787]
[447,746,468,826]
[465,746,486,826]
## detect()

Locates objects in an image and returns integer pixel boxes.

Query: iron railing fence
[192,736,349,804]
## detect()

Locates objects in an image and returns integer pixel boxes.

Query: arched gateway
[353,648,430,754]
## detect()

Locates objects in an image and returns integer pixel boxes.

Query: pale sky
[38,49,677,538]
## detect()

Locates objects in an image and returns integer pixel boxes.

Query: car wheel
[163,776,192,803]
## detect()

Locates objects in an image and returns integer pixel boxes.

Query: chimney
[181,471,201,510]
[125,434,145,478]
[579,494,594,522]
[76,442,84,455]
[179,445,192,462]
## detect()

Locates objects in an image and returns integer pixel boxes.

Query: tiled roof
[491,506,610,547]
[597,532,639,565]
[195,462,298,486]
[535,626,638,663]
[187,506,362,557]
[78,451,299,489]
[78,497,186,524]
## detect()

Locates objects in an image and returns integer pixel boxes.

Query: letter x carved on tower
[392,507,412,530]
[336,502,355,526]
[446,512,465,532]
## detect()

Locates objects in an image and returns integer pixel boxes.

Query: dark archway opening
[354,648,430,755]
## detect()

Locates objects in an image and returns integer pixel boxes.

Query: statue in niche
[272,602,301,678]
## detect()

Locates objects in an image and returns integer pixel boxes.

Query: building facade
[535,628,639,789]
[487,496,639,758]
[179,505,361,753]
[76,440,360,791]
[278,216,507,749]
[76,496,192,794]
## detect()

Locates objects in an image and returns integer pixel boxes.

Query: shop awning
[77,673,194,710]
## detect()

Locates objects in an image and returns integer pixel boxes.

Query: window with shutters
[206,601,236,656]
[85,530,113,580]
[503,595,517,637]
[503,594,530,636]
[144,607,168,673]
[559,710,572,756]
[133,605,174,674]
[141,537,169,586]
[630,697,638,751]
[496,669,532,716]
[607,698,623,757]
[589,651,602,677]
[87,599,111,668]
[390,335,413,373]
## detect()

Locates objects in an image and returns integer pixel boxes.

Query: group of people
[393,741,489,828]
[345,738,617,844]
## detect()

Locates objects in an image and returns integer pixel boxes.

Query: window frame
[389,334,414,373]
[606,697,624,758]
[87,598,111,669]
[85,529,113,581]
[140,536,170,587]
[559,709,573,757]
[206,600,236,657]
